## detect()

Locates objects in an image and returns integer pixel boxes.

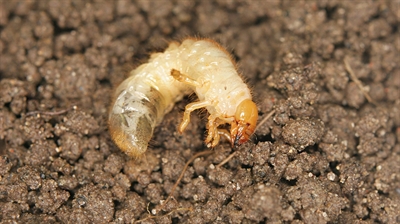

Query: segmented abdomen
[109,38,255,157]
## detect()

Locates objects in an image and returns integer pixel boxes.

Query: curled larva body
[109,38,258,157]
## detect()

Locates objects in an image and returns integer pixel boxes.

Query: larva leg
[205,116,217,147]
[171,69,200,87]
[218,129,231,142]
[205,117,232,148]
[179,100,211,133]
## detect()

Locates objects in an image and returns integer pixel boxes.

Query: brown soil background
[0,0,399,223]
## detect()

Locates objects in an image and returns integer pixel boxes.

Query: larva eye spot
[230,99,258,146]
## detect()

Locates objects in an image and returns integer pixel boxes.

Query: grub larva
[108,38,258,157]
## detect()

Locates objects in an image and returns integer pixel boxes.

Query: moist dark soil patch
[1,1,399,223]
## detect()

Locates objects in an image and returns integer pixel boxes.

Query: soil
[0,0,399,223]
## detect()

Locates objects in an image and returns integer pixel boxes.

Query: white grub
[109,38,258,157]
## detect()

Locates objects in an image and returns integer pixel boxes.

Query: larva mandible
[108,38,258,157]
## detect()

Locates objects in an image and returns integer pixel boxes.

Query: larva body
[109,38,258,157]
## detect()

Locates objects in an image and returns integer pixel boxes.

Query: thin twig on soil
[254,109,275,133]
[344,59,376,105]
[134,150,214,223]
[25,106,77,117]
[216,151,237,168]
[161,150,214,207]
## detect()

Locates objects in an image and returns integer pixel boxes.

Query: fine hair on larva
[109,38,258,158]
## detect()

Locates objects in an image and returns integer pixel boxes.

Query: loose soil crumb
[0,0,399,223]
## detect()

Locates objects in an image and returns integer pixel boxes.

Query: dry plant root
[344,59,376,105]
[134,150,214,223]
[25,106,77,117]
